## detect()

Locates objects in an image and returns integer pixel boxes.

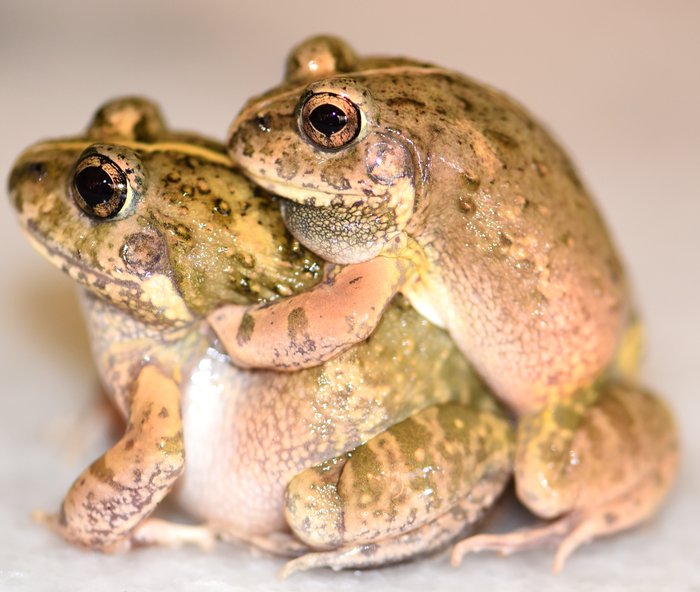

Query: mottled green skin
[286,402,513,549]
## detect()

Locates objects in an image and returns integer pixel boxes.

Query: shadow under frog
[8,97,514,576]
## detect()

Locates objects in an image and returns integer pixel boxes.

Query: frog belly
[176,348,290,536]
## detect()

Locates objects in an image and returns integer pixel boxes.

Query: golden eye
[70,144,145,220]
[300,92,361,150]
[72,154,127,218]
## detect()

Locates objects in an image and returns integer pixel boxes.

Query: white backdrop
[1,1,698,590]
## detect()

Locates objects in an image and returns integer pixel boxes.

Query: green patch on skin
[347,444,387,508]
[89,456,116,484]
[236,313,255,345]
[388,417,440,501]
[437,403,479,453]
[391,417,432,471]
[552,404,581,432]
[287,307,309,341]
[158,430,185,457]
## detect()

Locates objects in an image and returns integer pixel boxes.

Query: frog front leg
[208,256,414,370]
[34,365,210,552]
[452,382,678,572]
[278,401,513,575]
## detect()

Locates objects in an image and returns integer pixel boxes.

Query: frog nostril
[257,114,272,132]
[29,162,47,181]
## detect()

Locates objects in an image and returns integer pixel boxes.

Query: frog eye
[71,144,144,219]
[300,92,361,150]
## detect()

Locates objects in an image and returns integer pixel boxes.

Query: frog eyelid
[70,143,146,221]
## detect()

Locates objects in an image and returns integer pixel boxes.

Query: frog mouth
[242,168,371,208]
[20,221,139,294]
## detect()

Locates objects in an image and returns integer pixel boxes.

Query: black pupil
[310,103,348,137]
[75,166,119,207]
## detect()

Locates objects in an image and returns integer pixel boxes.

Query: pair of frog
[9,36,677,577]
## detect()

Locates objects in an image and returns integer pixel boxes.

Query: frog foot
[459,382,679,573]
[125,518,217,552]
[451,514,577,573]
[452,469,671,574]
[216,526,313,557]
[278,499,480,579]
[33,511,216,553]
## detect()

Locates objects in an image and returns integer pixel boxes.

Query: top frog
[220,35,628,416]
[218,37,677,572]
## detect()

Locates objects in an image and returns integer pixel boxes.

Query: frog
[8,96,514,576]
[218,36,679,571]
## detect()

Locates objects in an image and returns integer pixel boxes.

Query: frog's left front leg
[34,365,211,553]
[208,256,414,370]
[278,401,513,575]
[452,382,678,572]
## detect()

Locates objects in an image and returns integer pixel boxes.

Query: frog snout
[8,160,48,213]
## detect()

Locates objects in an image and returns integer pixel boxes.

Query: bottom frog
[9,97,514,576]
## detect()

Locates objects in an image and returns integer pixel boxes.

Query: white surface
[1,1,699,590]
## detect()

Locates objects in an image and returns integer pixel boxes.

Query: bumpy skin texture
[224,37,678,571]
[9,97,514,574]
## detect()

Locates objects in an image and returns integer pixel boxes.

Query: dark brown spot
[213,198,231,216]
[485,129,519,149]
[385,97,427,111]
[236,313,255,345]
[458,196,473,214]
[287,307,316,356]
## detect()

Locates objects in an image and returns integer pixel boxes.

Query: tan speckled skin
[9,97,513,571]
[227,37,628,415]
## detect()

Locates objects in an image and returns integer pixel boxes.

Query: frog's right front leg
[208,256,414,370]
[34,365,194,553]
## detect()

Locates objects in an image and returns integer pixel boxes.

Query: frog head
[9,97,322,330]
[227,36,483,264]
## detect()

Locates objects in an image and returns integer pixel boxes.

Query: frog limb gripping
[208,256,414,370]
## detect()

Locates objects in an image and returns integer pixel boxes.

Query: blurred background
[1,1,698,590]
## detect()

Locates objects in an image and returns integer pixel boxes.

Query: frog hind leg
[33,366,211,552]
[452,381,678,573]
[278,493,491,578]
[279,401,513,575]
